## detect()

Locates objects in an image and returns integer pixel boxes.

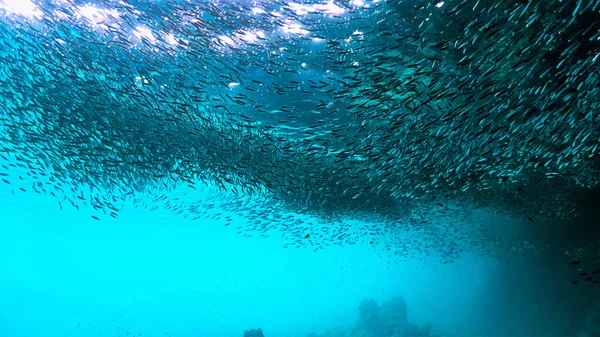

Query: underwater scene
[1,0,600,336]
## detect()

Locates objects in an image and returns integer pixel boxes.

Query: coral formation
[309,296,437,337]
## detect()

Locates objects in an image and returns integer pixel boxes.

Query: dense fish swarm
[0,0,599,260]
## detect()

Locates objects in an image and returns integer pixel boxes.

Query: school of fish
[0,0,599,262]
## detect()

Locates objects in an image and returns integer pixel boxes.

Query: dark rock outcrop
[244,328,264,337]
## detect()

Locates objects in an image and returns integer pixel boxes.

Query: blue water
[1,178,595,337]
[0,181,478,337]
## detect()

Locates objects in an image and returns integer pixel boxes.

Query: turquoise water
[0,180,487,337]
[1,177,596,337]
